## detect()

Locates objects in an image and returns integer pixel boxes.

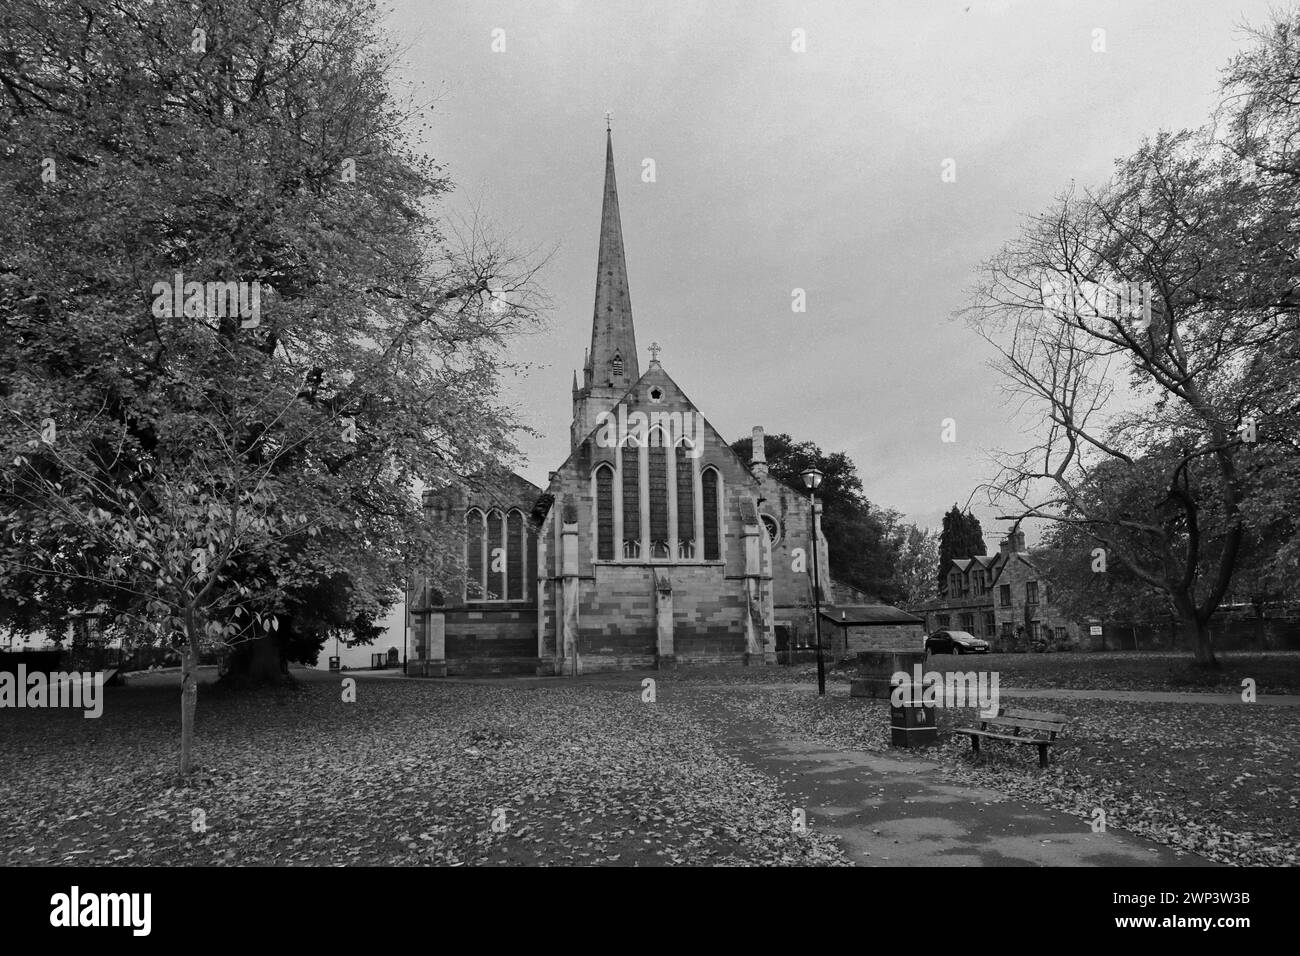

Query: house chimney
[1001,527,1026,554]
[750,426,768,480]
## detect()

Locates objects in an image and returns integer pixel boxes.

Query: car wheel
[953,645,962,655]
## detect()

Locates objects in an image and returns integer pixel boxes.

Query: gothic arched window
[621,438,641,558]
[486,509,505,599]
[465,508,485,599]
[506,509,525,600]
[676,440,695,559]
[594,464,615,560]
[612,353,624,378]
[647,428,670,559]
[702,467,721,560]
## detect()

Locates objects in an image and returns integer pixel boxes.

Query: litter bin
[328,656,340,672]
[889,687,939,748]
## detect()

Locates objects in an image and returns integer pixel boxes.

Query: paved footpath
[670,684,1217,867]
[692,681,1300,706]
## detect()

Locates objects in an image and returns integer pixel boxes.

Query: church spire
[588,128,638,388]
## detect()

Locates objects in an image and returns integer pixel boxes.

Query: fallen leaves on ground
[0,675,849,867]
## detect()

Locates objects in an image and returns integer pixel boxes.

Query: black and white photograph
[0,0,1293,934]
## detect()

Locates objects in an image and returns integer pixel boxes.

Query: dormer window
[612,353,624,377]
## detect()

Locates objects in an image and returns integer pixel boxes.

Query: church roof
[586,129,638,390]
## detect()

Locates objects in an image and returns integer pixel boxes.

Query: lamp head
[800,468,824,492]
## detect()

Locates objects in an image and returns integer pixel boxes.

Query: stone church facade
[407,131,857,676]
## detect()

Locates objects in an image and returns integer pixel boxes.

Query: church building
[407,130,850,676]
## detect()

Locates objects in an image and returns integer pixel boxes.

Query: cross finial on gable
[648,341,661,363]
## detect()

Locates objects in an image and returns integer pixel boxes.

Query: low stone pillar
[654,570,674,667]
[849,649,925,700]
[560,508,580,676]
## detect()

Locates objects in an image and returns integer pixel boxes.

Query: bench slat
[980,716,1066,735]
[999,708,1069,724]
[955,728,1058,746]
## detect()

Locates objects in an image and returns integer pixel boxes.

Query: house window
[1026,581,1039,605]
[937,614,951,628]
[702,467,721,560]
[1030,620,1041,640]
[984,611,996,637]
[999,584,1011,607]
[948,573,961,597]
[1001,622,1015,640]
[594,465,615,560]
[1055,627,1068,642]
[960,612,975,631]
[974,569,987,593]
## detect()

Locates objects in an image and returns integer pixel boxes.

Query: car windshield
[947,631,979,641]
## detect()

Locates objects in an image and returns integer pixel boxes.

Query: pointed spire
[588,128,638,387]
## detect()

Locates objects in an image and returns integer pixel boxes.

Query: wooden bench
[953,707,1069,768]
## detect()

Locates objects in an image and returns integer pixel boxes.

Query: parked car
[924,630,990,655]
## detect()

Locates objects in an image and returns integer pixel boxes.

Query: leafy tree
[1033,520,1171,628]
[0,0,540,774]
[891,524,939,609]
[731,433,904,601]
[937,504,988,584]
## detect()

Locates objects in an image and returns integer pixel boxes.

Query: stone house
[912,529,1082,651]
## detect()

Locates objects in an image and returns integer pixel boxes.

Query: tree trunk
[179,640,198,777]
[1187,613,1218,667]
[223,633,289,686]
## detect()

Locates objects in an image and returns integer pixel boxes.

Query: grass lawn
[919,650,1300,696]
[0,673,847,866]
[665,651,1300,695]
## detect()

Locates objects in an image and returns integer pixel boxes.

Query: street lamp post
[801,468,826,696]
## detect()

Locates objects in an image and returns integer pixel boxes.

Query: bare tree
[963,126,1292,666]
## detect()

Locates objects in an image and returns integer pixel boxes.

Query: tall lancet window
[647,428,669,559]
[621,439,641,558]
[594,464,615,560]
[702,467,721,561]
[612,352,624,378]
[465,509,485,599]
[506,510,525,600]
[676,441,695,559]
[486,509,505,599]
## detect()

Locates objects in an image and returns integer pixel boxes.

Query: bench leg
[1038,744,1048,768]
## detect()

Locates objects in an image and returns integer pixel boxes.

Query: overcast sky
[388,0,1278,543]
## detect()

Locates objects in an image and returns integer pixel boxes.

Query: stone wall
[842,623,926,655]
